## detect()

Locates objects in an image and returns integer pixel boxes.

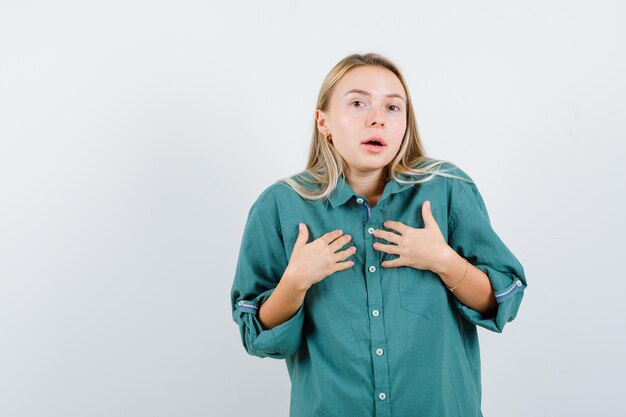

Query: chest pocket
[397,266,449,319]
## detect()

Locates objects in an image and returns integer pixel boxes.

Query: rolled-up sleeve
[447,170,528,333]
[230,194,305,359]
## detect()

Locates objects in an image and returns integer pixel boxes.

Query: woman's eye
[351,101,400,111]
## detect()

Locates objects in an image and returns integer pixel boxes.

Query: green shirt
[230,162,527,417]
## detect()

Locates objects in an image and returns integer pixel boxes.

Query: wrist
[433,249,469,289]
[431,245,460,276]
[281,267,311,293]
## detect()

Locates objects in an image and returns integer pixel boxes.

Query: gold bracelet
[447,259,470,292]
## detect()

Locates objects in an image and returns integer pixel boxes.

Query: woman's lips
[361,143,386,153]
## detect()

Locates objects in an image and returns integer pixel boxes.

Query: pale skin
[257,65,498,330]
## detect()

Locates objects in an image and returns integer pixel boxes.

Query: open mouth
[363,139,384,147]
[361,140,386,153]
[361,136,387,148]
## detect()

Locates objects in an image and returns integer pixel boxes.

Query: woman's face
[316,65,407,177]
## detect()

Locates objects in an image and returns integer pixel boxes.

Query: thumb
[422,200,435,227]
[294,223,309,248]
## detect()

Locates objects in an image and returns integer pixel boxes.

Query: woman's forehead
[334,66,406,100]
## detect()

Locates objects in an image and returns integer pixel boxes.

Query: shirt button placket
[359,198,391,417]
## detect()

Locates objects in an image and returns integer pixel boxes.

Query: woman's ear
[315,109,330,137]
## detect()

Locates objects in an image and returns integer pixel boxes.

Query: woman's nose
[367,107,386,126]
[369,115,385,127]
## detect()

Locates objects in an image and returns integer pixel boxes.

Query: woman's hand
[283,224,356,291]
[372,200,454,272]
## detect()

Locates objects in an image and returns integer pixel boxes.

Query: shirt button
[367,227,375,234]
[376,348,384,356]
[372,309,380,317]
[369,265,376,273]
[516,280,522,287]
[379,392,387,401]
[356,197,364,204]
[238,300,244,305]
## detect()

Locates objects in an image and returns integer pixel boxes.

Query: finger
[381,258,401,268]
[336,245,357,260]
[335,259,355,272]
[422,200,435,227]
[294,223,310,248]
[320,229,344,245]
[374,229,401,244]
[383,220,409,234]
[330,233,352,252]
[373,242,400,254]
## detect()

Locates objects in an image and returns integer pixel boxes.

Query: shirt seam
[448,180,474,234]
[254,188,282,233]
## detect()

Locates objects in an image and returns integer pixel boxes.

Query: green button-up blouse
[230,162,527,417]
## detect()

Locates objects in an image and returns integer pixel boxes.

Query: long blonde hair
[279,52,473,200]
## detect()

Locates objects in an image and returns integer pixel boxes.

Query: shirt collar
[328,174,414,208]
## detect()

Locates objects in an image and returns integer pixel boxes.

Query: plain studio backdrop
[1,1,625,416]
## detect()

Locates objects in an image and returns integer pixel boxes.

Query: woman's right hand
[283,224,356,291]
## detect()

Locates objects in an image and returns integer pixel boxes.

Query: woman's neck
[345,169,386,204]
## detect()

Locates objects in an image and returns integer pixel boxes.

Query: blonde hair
[279,52,473,200]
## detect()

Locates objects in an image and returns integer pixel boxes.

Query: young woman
[230,53,527,417]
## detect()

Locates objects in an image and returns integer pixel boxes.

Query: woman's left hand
[372,200,453,273]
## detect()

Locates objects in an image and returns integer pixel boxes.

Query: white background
[1,1,625,416]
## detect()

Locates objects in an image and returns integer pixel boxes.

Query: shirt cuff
[452,264,526,333]
[235,288,305,359]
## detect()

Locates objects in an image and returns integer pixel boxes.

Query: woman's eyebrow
[344,88,406,102]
